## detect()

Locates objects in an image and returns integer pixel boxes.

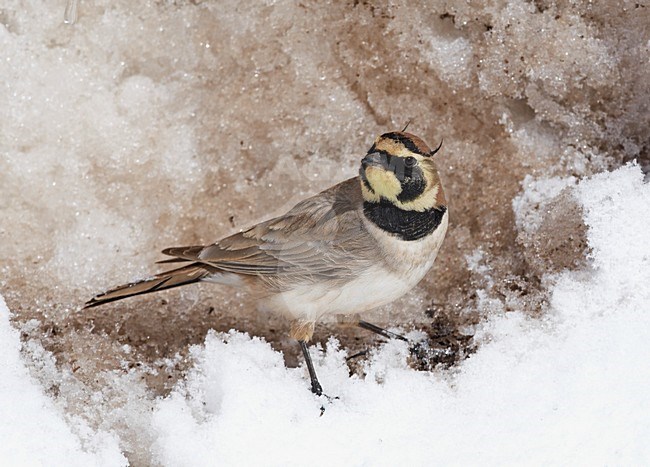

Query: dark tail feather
[156,258,190,264]
[155,246,206,264]
[84,264,209,308]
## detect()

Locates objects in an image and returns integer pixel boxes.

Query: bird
[85,130,448,396]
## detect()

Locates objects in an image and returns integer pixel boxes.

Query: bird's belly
[265,211,448,323]
[266,266,416,322]
[267,248,440,323]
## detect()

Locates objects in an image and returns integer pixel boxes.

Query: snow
[0,295,127,466]
[147,165,650,466]
[3,164,650,465]
[1,1,649,465]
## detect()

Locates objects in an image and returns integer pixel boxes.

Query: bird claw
[317,392,339,416]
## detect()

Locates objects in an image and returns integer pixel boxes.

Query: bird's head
[359,131,446,211]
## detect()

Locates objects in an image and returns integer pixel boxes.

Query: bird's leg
[290,320,324,396]
[346,350,368,362]
[337,314,408,342]
[299,340,323,396]
[357,319,409,342]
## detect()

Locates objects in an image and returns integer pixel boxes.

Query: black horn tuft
[429,138,443,157]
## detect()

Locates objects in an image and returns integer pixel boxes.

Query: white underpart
[271,210,449,322]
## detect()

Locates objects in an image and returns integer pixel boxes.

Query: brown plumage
[84,264,211,307]
[85,178,376,306]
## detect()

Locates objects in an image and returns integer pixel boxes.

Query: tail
[84,264,209,308]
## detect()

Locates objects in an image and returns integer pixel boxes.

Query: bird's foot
[315,391,339,416]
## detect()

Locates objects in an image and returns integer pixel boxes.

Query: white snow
[2,1,649,465]
[0,295,127,466]
[3,164,650,465]
[148,165,650,466]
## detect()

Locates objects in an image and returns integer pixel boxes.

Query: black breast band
[363,200,447,241]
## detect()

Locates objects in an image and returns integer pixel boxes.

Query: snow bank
[146,164,648,465]
[1,1,649,464]
[2,163,648,465]
[0,295,126,466]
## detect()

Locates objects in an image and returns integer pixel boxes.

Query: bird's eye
[404,156,417,167]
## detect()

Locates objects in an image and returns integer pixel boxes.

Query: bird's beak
[361,152,387,169]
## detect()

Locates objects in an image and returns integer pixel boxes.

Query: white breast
[268,210,449,323]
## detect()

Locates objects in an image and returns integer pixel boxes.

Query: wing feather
[159,178,376,288]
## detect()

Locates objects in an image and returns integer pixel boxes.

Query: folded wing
[161,178,376,289]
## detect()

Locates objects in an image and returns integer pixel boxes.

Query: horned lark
[86,131,448,396]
